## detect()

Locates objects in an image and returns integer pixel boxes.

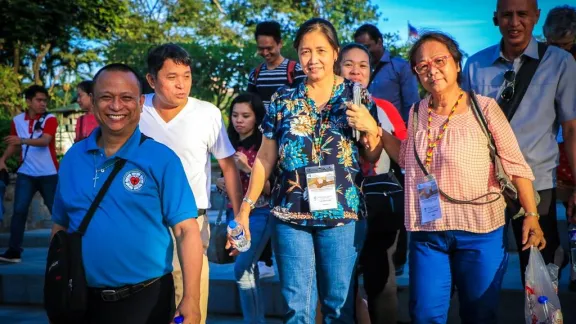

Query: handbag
[468,91,540,217]
[207,195,235,264]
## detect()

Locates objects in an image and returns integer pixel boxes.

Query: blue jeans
[227,207,273,324]
[9,173,58,253]
[272,218,366,324]
[0,181,6,223]
[409,227,507,324]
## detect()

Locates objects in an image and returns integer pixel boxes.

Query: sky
[373,0,570,58]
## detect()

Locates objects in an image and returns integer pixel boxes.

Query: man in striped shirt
[247,21,306,109]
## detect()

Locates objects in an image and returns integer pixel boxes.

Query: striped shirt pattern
[247,58,306,108]
[398,95,534,234]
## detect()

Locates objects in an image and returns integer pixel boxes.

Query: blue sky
[374,0,569,57]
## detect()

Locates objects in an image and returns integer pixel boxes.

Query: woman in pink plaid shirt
[360,32,546,323]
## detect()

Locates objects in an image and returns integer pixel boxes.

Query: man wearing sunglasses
[463,0,576,285]
[0,85,59,263]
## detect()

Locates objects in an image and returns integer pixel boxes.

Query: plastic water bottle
[569,223,576,280]
[174,315,184,324]
[538,296,552,323]
[227,220,251,252]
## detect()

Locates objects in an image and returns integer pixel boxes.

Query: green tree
[226,0,381,42]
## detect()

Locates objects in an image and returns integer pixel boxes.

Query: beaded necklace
[424,91,464,168]
[304,75,337,163]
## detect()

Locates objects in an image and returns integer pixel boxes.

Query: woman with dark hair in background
[338,42,406,324]
[230,18,382,323]
[543,4,576,291]
[217,92,272,323]
[74,80,98,142]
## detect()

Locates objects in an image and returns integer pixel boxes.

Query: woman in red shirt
[74,80,98,142]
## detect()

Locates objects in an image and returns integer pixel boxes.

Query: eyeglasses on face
[500,69,516,102]
[413,55,450,75]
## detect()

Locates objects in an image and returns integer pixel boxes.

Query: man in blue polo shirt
[463,0,576,284]
[51,63,202,324]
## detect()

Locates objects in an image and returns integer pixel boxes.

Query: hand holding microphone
[346,83,379,143]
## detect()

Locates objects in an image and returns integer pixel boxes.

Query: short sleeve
[74,116,82,142]
[247,69,257,93]
[482,97,535,180]
[260,93,281,139]
[159,152,199,227]
[43,116,58,137]
[555,55,576,123]
[9,120,16,136]
[208,114,235,160]
[51,180,69,228]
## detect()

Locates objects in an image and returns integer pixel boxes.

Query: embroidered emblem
[123,169,145,191]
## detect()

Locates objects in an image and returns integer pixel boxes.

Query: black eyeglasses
[500,70,516,102]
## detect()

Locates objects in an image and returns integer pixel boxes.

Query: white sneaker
[258,261,275,279]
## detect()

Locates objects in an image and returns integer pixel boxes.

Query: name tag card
[417,174,442,224]
[306,164,338,212]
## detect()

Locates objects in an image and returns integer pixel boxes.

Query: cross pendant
[93,170,100,188]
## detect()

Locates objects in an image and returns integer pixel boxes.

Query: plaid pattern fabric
[399,94,534,233]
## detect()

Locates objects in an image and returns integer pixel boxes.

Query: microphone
[352,82,362,142]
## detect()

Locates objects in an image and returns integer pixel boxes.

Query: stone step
[1,248,576,322]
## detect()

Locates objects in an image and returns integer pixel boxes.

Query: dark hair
[77,80,93,94]
[294,18,340,52]
[227,92,265,150]
[255,21,282,44]
[92,63,143,95]
[543,5,576,40]
[408,31,464,85]
[147,43,192,77]
[23,85,48,100]
[336,43,373,75]
[353,24,383,43]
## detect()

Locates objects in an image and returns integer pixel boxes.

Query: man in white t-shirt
[140,44,243,323]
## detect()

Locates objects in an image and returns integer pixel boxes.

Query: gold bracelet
[524,212,540,219]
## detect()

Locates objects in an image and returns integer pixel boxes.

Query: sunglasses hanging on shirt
[500,69,516,102]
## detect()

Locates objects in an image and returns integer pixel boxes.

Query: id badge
[417,174,442,224]
[305,164,338,211]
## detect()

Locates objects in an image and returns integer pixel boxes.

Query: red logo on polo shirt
[123,170,145,191]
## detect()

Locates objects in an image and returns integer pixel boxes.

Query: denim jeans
[0,181,6,223]
[227,207,273,324]
[272,218,366,324]
[409,227,507,324]
[9,173,58,253]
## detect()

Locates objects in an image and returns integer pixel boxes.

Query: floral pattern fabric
[260,79,378,227]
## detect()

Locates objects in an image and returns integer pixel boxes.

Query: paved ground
[0,306,283,324]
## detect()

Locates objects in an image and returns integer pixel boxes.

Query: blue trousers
[227,207,273,324]
[272,218,366,324]
[9,173,58,253]
[409,227,507,324]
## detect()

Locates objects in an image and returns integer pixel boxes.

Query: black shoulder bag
[498,42,548,121]
[44,134,148,323]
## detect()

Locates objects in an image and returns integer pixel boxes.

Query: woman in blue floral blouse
[229,18,383,323]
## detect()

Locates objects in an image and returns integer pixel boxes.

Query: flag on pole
[408,22,419,38]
